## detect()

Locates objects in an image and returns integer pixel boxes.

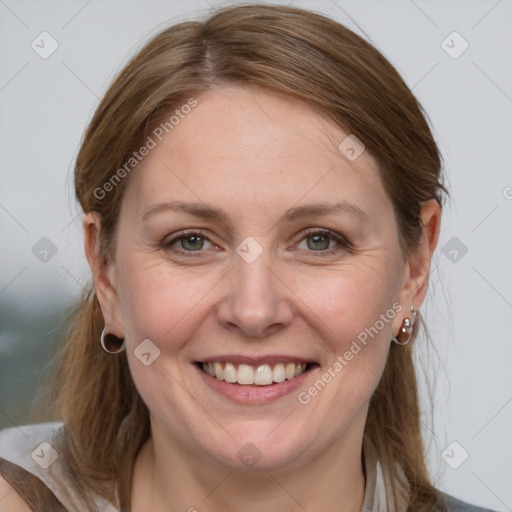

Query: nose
[216,247,295,339]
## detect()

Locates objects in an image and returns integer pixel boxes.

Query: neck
[131,419,366,512]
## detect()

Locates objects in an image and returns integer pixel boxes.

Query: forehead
[121,85,392,226]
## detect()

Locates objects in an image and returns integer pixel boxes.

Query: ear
[395,199,442,315]
[83,211,125,337]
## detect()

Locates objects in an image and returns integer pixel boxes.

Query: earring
[100,327,126,354]
[392,306,416,346]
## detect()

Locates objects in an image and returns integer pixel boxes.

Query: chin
[201,425,316,472]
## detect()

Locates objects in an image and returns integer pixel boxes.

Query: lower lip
[195,364,316,404]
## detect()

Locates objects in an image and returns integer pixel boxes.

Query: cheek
[116,248,402,356]
[292,260,401,349]
[292,267,397,434]
[290,259,401,410]
[116,257,222,349]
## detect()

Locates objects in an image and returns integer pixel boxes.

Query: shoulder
[0,422,117,512]
[0,474,32,512]
[441,492,497,512]
[0,422,66,510]
[0,422,64,444]
[0,422,64,461]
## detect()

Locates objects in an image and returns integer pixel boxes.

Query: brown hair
[3,4,448,510]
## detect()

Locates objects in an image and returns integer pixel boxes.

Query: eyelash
[162,228,352,258]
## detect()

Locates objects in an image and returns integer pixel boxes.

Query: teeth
[286,362,296,380]
[254,364,273,385]
[237,364,254,385]
[201,361,308,385]
[224,363,237,383]
[214,361,224,380]
[272,363,286,383]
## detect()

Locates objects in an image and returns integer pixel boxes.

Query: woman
[0,4,496,511]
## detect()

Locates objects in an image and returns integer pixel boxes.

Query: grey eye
[180,235,206,251]
[306,234,331,251]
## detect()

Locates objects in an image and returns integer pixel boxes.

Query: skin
[83,85,441,512]
[0,476,32,512]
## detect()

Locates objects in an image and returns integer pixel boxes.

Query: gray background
[1,0,511,509]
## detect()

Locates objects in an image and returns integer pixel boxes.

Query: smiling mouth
[195,361,317,386]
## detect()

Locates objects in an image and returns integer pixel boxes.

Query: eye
[295,229,351,255]
[162,228,352,257]
[163,230,216,256]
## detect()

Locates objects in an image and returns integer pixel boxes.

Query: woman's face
[90,85,427,471]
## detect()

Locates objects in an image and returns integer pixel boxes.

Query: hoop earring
[100,327,126,354]
[392,306,416,346]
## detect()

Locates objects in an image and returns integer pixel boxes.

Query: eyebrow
[140,200,368,228]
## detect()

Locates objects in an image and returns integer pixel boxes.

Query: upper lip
[195,355,317,366]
